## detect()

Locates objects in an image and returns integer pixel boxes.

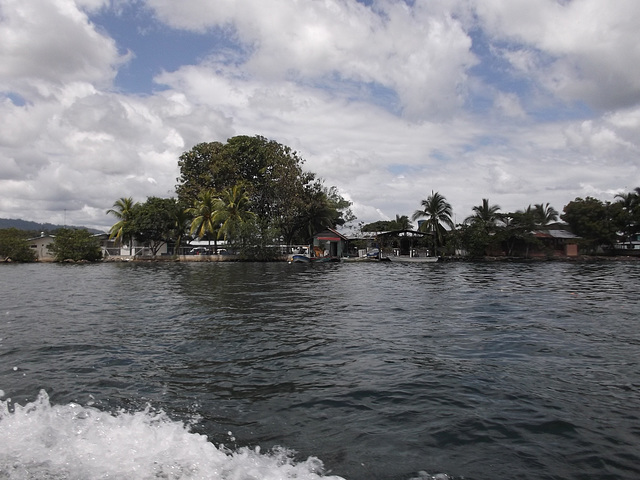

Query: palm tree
[106,197,138,253]
[171,203,191,257]
[464,199,501,229]
[186,189,219,251]
[213,184,256,243]
[411,191,454,252]
[615,190,640,245]
[534,203,559,227]
[392,214,412,230]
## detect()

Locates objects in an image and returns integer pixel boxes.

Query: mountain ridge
[0,217,105,235]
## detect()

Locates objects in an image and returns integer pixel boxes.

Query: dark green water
[1,261,639,479]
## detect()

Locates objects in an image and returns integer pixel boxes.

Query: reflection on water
[1,261,639,480]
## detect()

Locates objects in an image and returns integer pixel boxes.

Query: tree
[496,209,539,257]
[106,197,138,250]
[533,203,559,227]
[614,188,640,244]
[561,197,618,252]
[130,197,179,256]
[49,228,102,262]
[175,142,225,206]
[465,198,501,229]
[411,191,454,253]
[186,189,219,251]
[391,214,413,231]
[361,220,395,232]
[175,136,354,244]
[213,184,256,243]
[171,203,192,257]
[0,228,36,262]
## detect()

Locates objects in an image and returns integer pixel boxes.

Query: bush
[49,228,102,262]
[0,228,37,262]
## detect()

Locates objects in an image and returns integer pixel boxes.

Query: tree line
[2,131,638,261]
[360,187,640,257]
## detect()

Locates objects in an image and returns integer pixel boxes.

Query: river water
[1,261,639,480]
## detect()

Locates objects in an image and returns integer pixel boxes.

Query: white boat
[387,255,439,263]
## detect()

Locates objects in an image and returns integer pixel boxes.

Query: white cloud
[0,0,128,99]
[476,0,640,110]
[147,0,477,119]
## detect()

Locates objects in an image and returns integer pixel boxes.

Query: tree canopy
[176,135,353,245]
[130,197,179,256]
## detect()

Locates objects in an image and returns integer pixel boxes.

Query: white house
[28,233,55,260]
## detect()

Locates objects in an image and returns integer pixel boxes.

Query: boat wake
[0,390,344,480]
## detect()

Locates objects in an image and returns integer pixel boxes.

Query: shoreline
[4,254,640,264]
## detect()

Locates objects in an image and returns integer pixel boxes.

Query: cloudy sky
[2,0,640,231]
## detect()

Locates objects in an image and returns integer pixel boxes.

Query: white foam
[0,390,345,480]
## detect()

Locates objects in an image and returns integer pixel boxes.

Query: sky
[1,0,640,232]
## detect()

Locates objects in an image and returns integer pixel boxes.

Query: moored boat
[387,255,439,263]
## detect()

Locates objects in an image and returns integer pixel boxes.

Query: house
[532,229,580,257]
[343,229,432,258]
[313,228,348,258]
[28,233,55,260]
[614,233,640,255]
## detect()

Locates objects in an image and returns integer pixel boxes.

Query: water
[1,261,639,480]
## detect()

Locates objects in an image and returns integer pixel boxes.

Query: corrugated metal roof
[534,229,579,239]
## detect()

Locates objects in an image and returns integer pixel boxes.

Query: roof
[533,229,579,239]
[314,227,348,242]
[376,229,431,237]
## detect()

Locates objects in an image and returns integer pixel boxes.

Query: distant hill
[0,218,104,234]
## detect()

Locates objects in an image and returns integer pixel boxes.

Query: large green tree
[561,197,618,252]
[130,197,179,256]
[176,135,353,244]
[412,191,454,252]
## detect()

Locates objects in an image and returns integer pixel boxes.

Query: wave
[0,390,345,480]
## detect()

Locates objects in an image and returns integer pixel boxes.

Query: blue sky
[1,0,639,230]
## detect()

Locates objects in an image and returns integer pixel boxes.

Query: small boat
[289,254,340,263]
[387,255,439,263]
[290,254,311,263]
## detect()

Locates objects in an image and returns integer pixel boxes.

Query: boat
[386,255,439,263]
[289,254,340,263]
[290,254,311,263]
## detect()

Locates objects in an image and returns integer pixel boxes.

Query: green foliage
[561,197,618,251]
[457,223,492,258]
[212,184,256,243]
[0,228,36,262]
[495,210,538,257]
[176,136,353,244]
[412,191,454,252]
[186,190,219,242]
[106,197,138,246]
[234,221,281,261]
[175,142,225,205]
[361,220,395,232]
[49,229,102,262]
[464,199,501,229]
[361,214,413,232]
[131,197,179,256]
[614,188,640,243]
